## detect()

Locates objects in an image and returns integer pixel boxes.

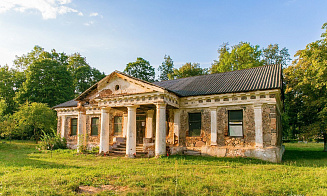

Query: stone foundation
[169,145,285,163]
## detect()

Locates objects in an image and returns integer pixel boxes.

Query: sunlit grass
[0,141,326,195]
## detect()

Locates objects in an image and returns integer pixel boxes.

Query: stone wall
[262,104,278,147]
[86,114,101,147]
[109,109,124,145]
[179,108,211,147]
[65,115,78,148]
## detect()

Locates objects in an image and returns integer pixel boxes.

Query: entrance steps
[110,139,146,155]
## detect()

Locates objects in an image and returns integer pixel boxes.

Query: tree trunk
[324,133,327,152]
[34,128,38,144]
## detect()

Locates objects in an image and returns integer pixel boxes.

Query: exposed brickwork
[65,116,78,147]
[86,114,101,146]
[262,104,277,147]
[166,109,175,145]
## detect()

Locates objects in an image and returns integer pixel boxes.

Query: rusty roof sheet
[153,64,282,97]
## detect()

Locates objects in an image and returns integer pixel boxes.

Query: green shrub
[38,130,67,150]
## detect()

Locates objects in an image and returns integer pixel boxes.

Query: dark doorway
[136,115,146,144]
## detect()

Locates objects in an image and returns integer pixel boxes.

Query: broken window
[71,118,77,136]
[189,113,201,137]
[91,117,99,136]
[114,116,122,136]
[228,110,243,137]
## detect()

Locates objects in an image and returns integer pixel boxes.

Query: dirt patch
[78,185,128,194]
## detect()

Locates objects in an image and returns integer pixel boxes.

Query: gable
[75,71,167,101]
[97,76,156,98]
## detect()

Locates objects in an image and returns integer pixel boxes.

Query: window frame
[228,110,244,137]
[188,112,202,137]
[114,116,123,136]
[91,117,99,136]
[71,118,77,136]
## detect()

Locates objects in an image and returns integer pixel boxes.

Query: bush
[38,130,67,150]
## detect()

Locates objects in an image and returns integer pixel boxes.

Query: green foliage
[0,65,21,115]
[211,42,263,74]
[158,55,174,81]
[16,58,74,107]
[0,141,326,195]
[68,53,105,95]
[284,22,327,150]
[124,57,155,82]
[262,44,291,67]
[38,130,67,150]
[12,102,57,143]
[210,42,291,74]
[170,62,207,79]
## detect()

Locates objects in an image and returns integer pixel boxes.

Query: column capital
[126,105,139,110]
[101,107,111,113]
[147,109,155,115]
[209,107,217,111]
[254,103,263,108]
[155,102,167,108]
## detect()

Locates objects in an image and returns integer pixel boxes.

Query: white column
[210,107,218,145]
[99,108,110,153]
[254,104,263,148]
[126,105,138,158]
[155,103,166,157]
[173,109,180,145]
[146,110,154,138]
[123,114,128,137]
[61,115,66,138]
[77,110,86,152]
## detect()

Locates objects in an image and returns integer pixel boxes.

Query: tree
[158,55,174,81]
[284,22,327,151]
[262,44,291,67]
[170,62,207,79]
[13,102,57,143]
[68,53,106,94]
[0,65,18,115]
[210,42,263,74]
[124,57,155,82]
[16,58,74,107]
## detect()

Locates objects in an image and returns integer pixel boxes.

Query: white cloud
[0,0,79,19]
[78,12,83,16]
[83,21,94,26]
[89,12,98,17]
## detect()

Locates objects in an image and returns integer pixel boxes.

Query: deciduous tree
[124,57,155,82]
[158,55,174,81]
[170,62,207,79]
[284,22,327,151]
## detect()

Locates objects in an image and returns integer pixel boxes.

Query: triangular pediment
[76,71,167,101]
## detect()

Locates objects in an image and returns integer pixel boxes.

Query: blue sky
[0,0,327,75]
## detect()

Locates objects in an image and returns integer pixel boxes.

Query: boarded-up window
[91,117,99,136]
[114,116,122,136]
[189,113,201,137]
[71,118,77,136]
[228,110,243,137]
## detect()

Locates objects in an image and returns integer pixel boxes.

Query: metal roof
[153,64,282,97]
[52,99,78,109]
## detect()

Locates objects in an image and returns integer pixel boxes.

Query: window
[91,117,99,136]
[71,118,77,136]
[228,110,243,137]
[114,116,122,136]
[188,113,201,137]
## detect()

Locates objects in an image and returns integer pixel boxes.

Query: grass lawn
[0,141,326,195]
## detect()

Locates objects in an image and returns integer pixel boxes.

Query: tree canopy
[169,62,207,79]
[124,57,155,82]
[158,55,174,81]
[284,23,327,151]
[210,42,291,74]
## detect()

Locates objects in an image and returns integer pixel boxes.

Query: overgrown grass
[0,141,326,195]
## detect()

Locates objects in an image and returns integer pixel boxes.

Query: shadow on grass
[282,149,327,167]
[0,141,81,170]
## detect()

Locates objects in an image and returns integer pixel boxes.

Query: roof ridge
[154,64,280,84]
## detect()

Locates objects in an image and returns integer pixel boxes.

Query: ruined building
[54,64,284,162]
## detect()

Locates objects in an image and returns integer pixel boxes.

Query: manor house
[54,64,284,162]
